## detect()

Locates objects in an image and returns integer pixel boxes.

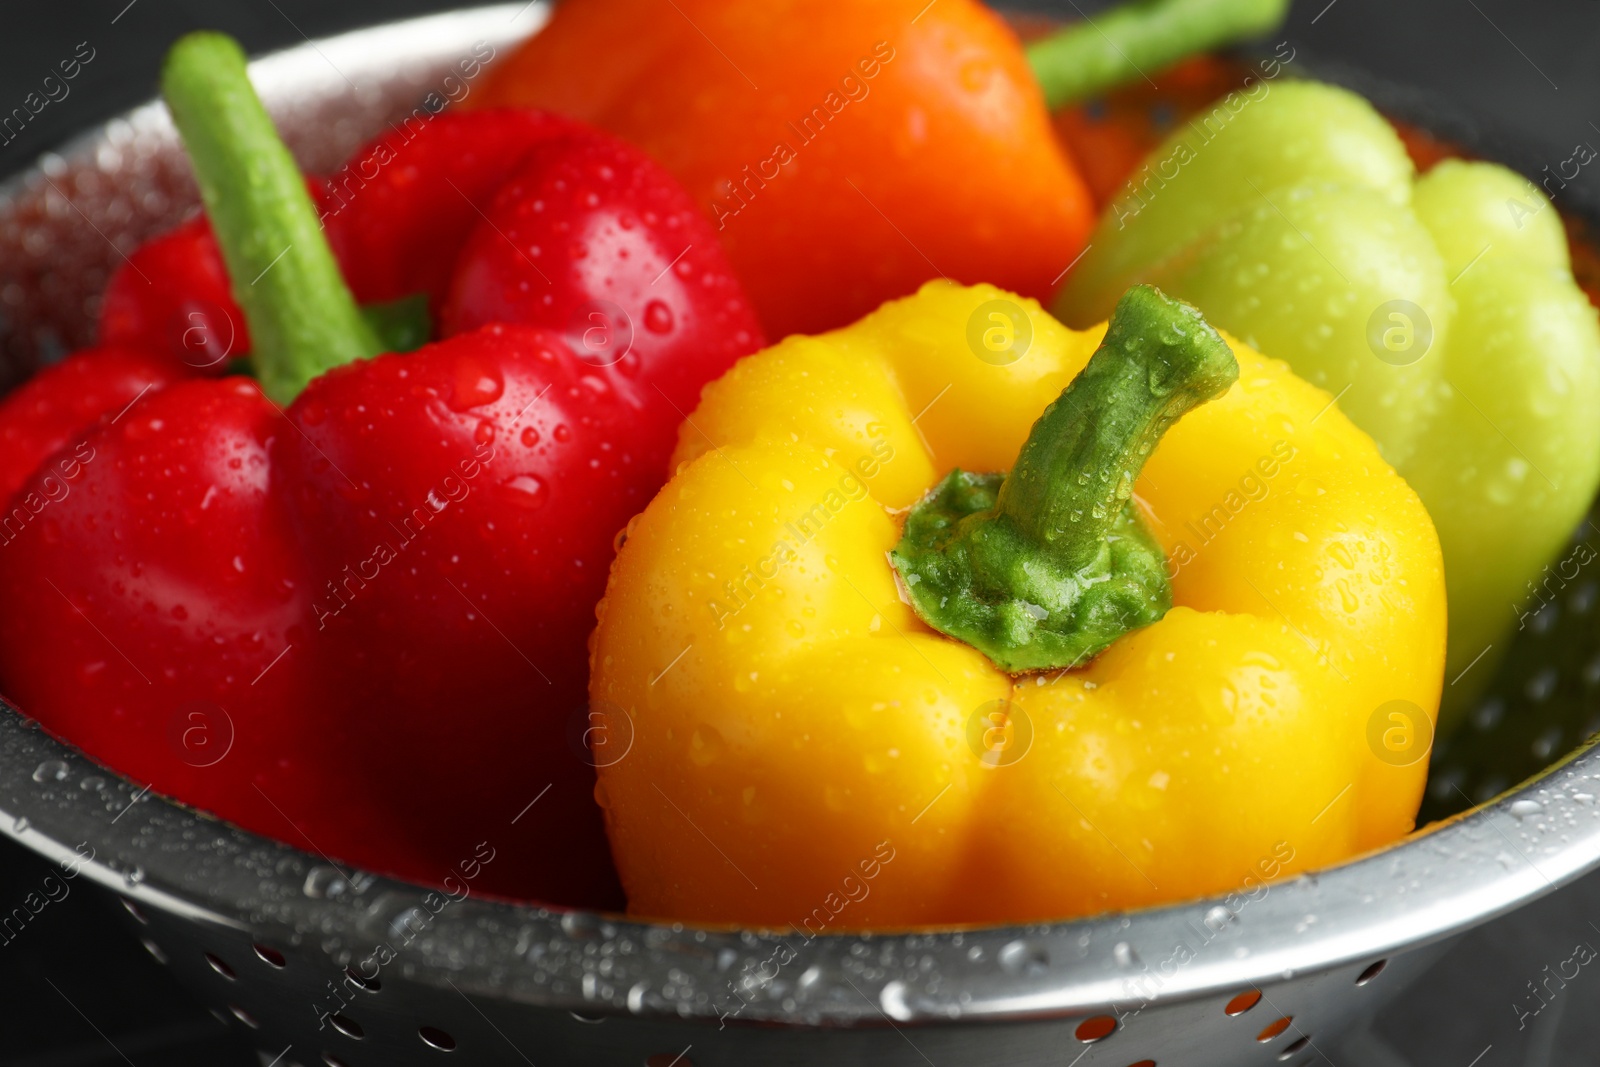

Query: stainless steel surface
[0,5,1598,1066]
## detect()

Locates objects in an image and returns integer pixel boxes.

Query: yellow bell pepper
[589,280,1445,927]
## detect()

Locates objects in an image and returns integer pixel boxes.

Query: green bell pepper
[1057,80,1600,725]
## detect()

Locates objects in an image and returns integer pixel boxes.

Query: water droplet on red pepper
[449,361,505,410]
[501,474,547,508]
[644,300,674,334]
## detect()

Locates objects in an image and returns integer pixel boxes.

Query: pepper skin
[1056,81,1600,722]
[0,33,762,905]
[98,217,250,371]
[588,281,1444,926]
[321,109,577,309]
[442,129,765,465]
[0,378,352,847]
[0,346,187,504]
[473,0,1095,339]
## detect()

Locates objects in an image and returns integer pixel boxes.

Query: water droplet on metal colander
[388,906,429,942]
[302,865,349,899]
[879,979,914,1021]
[1203,905,1234,931]
[30,760,67,784]
[560,910,601,937]
[626,980,650,1013]
[1510,799,1543,819]
[1112,941,1138,967]
[999,939,1048,975]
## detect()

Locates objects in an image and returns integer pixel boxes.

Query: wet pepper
[589,282,1445,926]
[474,0,1097,339]
[0,33,762,905]
[1057,80,1600,722]
[473,0,1290,339]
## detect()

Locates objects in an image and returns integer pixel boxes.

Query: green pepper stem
[999,285,1238,564]
[1026,0,1290,110]
[161,31,382,403]
[890,286,1237,673]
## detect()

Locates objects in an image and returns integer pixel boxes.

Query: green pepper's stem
[161,32,382,403]
[890,285,1237,673]
[1026,0,1290,110]
[999,285,1237,561]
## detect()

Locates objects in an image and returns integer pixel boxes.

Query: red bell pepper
[0,346,188,505]
[0,31,762,905]
[98,217,248,372]
[99,111,574,366]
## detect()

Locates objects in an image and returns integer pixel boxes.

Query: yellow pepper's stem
[890,285,1238,673]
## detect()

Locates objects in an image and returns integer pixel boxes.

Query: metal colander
[2,6,1599,1066]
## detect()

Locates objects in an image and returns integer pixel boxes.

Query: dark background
[2,2,1600,1065]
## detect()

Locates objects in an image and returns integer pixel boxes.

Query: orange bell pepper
[475,0,1096,338]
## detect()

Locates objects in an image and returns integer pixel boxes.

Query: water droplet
[643,300,674,334]
[13,815,28,833]
[388,905,429,942]
[501,474,547,508]
[1510,799,1543,819]
[449,361,505,410]
[1336,578,1360,614]
[1296,478,1327,500]
[690,726,723,768]
[958,57,994,92]
[31,760,68,784]
[627,980,650,1013]
[1112,941,1138,968]
[999,939,1049,975]
[880,979,914,1021]
[561,910,601,937]
[520,427,541,448]
[1203,905,1233,931]
[303,866,350,899]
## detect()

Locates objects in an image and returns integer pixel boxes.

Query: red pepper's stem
[1026,0,1290,110]
[162,32,382,403]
